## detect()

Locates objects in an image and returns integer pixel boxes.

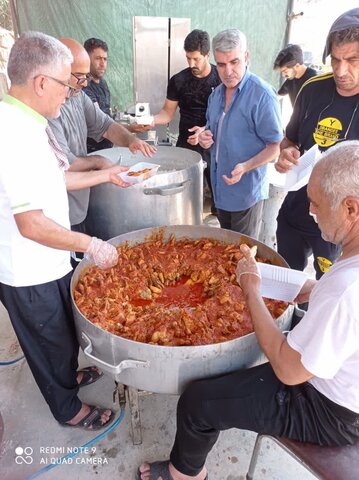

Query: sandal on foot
[135,460,209,480]
[62,406,115,431]
[77,366,103,387]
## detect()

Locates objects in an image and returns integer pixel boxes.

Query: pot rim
[71,225,290,350]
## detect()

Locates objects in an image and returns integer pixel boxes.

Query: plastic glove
[84,237,118,269]
[236,244,261,288]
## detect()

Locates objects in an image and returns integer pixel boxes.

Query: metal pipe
[286,0,304,45]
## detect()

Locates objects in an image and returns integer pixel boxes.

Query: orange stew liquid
[74,232,288,346]
[155,276,206,308]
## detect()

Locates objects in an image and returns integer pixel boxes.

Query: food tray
[269,144,321,191]
[119,161,160,184]
[259,263,308,302]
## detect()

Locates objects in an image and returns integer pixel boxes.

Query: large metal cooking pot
[71,225,293,395]
[86,146,203,240]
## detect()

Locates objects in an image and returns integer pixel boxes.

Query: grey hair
[8,31,73,85]
[330,26,359,51]
[314,140,359,209]
[212,29,247,53]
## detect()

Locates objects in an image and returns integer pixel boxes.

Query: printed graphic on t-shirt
[317,256,333,273]
[313,116,343,147]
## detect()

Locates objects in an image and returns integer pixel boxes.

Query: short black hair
[184,29,210,55]
[273,44,303,69]
[84,37,108,54]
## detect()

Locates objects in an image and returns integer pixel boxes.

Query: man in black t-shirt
[142,30,221,214]
[83,37,113,153]
[274,44,317,106]
[275,8,359,279]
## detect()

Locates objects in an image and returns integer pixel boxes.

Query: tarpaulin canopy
[11,0,289,109]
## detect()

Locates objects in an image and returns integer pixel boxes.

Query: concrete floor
[0,203,315,480]
[0,302,315,480]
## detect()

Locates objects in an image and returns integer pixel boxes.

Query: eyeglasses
[36,74,77,99]
[71,72,93,86]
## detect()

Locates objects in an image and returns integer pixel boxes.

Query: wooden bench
[246,433,359,480]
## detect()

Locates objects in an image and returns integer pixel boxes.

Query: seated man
[136,141,359,479]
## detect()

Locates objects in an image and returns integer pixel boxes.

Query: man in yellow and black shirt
[275,7,359,279]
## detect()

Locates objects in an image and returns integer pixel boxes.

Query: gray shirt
[48,91,114,225]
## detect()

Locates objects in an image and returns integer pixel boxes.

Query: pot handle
[143,179,190,196]
[81,333,150,375]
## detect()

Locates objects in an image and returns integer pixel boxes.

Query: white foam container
[259,263,308,302]
[119,161,160,184]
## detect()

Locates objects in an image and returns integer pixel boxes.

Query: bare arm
[15,210,118,268]
[68,154,113,172]
[237,244,313,385]
[103,122,156,157]
[244,288,313,384]
[153,99,179,125]
[65,165,131,191]
[103,121,136,145]
[116,98,179,134]
[280,136,297,150]
[187,126,206,146]
[15,210,91,252]
[293,279,317,304]
[275,137,301,173]
[223,142,281,186]
[198,129,214,149]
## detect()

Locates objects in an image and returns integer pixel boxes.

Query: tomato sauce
[74,232,288,346]
[155,276,206,308]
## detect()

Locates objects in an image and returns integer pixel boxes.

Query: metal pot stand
[107,307,305,446]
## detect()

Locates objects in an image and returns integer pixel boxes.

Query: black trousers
[170,363,359,476]
[202,149,216,214]
[217,200,264,240]
[0,272,82,423]
[276,210,340,279]
[71,220,87,267]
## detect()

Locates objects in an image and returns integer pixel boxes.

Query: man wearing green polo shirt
[0,31,130,430]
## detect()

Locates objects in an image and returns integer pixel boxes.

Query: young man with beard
[139,29,221,215]
[273,44,317,106]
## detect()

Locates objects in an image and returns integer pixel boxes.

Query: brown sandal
[77,366,104,388]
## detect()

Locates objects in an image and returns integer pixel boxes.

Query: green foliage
[0,0,13,31]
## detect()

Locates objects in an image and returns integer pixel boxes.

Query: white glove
[84,237,118,269]
[236,244,261,288]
